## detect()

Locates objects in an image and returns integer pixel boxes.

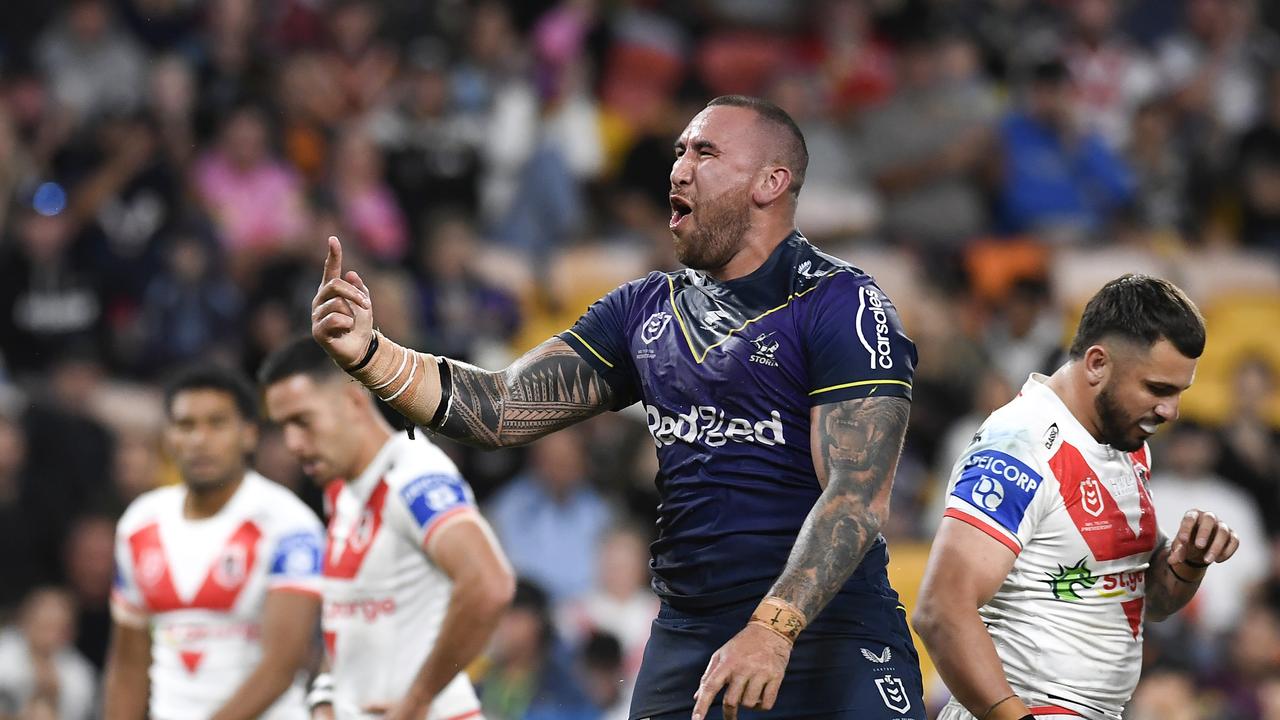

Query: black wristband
[1184,558,1211,568]
[1168,561,1201,583]
[347,332,380,372]
[427,357,453,429]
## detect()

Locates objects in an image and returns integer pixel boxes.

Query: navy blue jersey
[560,233,917,610]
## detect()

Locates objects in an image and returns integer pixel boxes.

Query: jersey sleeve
[557,278,643,409]
[943,431,1052,555]
[111,522,150,628]
[805,274,917,405]
[388,471,480,552]
[266,509,325,597]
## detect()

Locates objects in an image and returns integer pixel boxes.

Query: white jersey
[112,472,325,720]
[322,432,483,720]
[938,375,1163,720]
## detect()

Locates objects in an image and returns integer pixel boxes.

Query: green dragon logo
[1045,558,1097,601]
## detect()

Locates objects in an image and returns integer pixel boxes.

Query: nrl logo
[874,674,911,713]
[1081,477,1106,517]
[640,311,672,345]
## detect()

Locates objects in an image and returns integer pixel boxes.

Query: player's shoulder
[239,472,322,529]
[786,239,890,302]
[381,434,465,489]
[118,484,185,532]
[965,394,1060,473]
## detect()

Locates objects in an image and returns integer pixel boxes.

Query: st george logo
[1081,477,1106,517]
[874,674,912,713]
[640,311,672,344]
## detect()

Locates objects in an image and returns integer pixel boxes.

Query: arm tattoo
[769,396,910,619]
[436,338,615,448]
[1144,541,1201,621]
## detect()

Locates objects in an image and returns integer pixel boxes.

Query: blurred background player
[259,335,514,720]
[311,95,924,720]
[103,365,324,720]
[914,275,1241,720]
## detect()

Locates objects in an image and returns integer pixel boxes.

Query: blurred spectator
[1062,0,1160,149]
[487,430,613,605]
[1206,601,1280,719]
[60,517,114,669]
[109,431,162,508]
[1128,97,1191,232]
[192,105,308,282]
[0,108,35,243]
[0,588,95,720]
[116,0,200,54]
[369,38,484,237]
[480,580,598,720]
[995,58,1136,240]
[1214,356,1280,536]
[276,52,344,186]
[414,213,520,364]
[558,526,658,678]
[146,54,199,171]
[1151,423,1269,634]
[191,0,270,141]
[0,412,48,613]
[929,369,1016,531]
[805,0,896,116]
[1128,662,1206,720]
[0,210,104,378]
[329,125,408,263]
[861,27,997,249]
[1235,68,1280,251]
[577,630,627,720]
[982,277,1063,390]
[34,0,145,128]
[138,231,243,376]
[321,0,398,116]
[1158,0,1278,140]
[770,72,878,240]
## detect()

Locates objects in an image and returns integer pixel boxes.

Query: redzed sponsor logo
[325,597,397,622]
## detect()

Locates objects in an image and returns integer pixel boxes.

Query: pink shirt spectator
[338,185,408,262]
[193,152,307,252]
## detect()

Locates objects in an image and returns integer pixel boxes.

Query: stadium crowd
[0,0,1278,717]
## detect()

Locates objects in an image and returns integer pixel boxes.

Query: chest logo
[1081,477,1106,517]
[874,675,912,714]
[211,545,249,588]
[640,311,672,344]
[749,332,780,367]
[1045,557,1098,601]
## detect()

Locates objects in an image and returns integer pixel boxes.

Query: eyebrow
[674,139,719,153]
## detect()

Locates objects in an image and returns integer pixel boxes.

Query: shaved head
[706,95,808,197]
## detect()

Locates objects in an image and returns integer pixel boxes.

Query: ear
[752,165,793,207]
[1082,344,1111,388]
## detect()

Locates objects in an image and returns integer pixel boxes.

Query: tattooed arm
[1146,510,1240,622]
[767,396,910,618]
[691,396,911,720]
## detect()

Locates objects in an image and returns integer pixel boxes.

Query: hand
[311,704,335,720]
[1169,510,1240,567]
[312,235,374,368]
[363,696,430,720]
[692,623,793,720]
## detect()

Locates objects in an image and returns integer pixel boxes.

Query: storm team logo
[640,311,672,344]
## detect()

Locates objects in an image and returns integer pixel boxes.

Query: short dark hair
[257,334,346,388]
[706,95,809,197]
[1068,274,1206,360]
[163,364,259,421]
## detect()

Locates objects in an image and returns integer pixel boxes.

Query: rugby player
[104,366,324,720]
[914,275,1241,720]
[259,336,514,720]
[311,95,925,719]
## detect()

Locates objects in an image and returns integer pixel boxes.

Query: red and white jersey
[938,375,1162,720]
[111,472,324,720]
[322,432,483,720]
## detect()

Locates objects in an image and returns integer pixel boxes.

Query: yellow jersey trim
[565,330,615,369]
[809,379,912,396]
[665,272,836,364]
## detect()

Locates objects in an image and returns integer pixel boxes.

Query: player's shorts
[629,594,925,720]
[937,699,1089,720]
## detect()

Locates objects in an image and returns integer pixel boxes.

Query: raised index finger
[322,235,343,282]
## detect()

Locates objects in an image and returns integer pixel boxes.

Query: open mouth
[1138,421,1159,435]
[669,196,693,228]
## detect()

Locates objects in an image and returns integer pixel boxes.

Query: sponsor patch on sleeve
[950,450,1043,534]
[269,530,324,578]
[399,474,474,531]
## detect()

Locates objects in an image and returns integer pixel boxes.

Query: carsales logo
[856,286,894,370]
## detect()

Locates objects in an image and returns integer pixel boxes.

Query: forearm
[915,603,1029,719]
[347,335,611,449]
[208,660,300,720]
[402,581,508,707]
[1145,543,1205,621]
[767,397,909,621]
[103,624,151,720]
